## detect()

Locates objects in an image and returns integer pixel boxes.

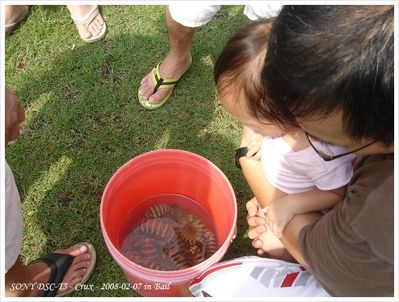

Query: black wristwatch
[235,147,248,170]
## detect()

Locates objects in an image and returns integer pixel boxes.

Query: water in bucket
[119,194,219,271]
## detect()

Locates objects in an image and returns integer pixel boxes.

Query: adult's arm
[279,213,320,266]
[285,155,394,296]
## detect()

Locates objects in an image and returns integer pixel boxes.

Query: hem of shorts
[169,10,212,28]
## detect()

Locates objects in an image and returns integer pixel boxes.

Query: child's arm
[264,187,346,238]
[243,126,264,160]
[239,126,287,208]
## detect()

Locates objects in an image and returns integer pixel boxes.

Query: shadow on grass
[6,5,257,297]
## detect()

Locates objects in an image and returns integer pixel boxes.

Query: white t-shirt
[5,160,23,272]
[261,136,356,194]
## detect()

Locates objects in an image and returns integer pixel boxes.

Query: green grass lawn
[5,5,257,297]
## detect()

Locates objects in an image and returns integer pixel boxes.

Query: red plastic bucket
[100,149,237,296]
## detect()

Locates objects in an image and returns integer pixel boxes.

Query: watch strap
[235,147,248,169]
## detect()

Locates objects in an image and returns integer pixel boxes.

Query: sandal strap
[30,253,74,297]
[151,63,180,94]
[70,6,99,28]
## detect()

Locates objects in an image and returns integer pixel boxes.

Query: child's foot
[27,243,94,296]
[67,5,106,42]
[139,52,192,105]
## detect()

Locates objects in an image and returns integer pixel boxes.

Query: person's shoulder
[350,153,394,213]
[347,154,393,211]
[349,153,393,190]
[354,153,393,170]
[349,154,394,263]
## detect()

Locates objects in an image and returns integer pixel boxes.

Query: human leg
[253,229,296,262]
[138,5,220,108]
[67,5,106,42]
[138,6,194,107]
[246,198,295,262]
[5,5,29,36]
[5,243,95,297]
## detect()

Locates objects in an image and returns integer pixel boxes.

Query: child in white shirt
[214,19,356,258]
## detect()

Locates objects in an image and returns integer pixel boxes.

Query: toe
[72,253,91,266]
[141,78,154,99]
[148,89,169,104]
[94,19,103,29]
[96,13,105,26]
[252,238,263,249]
[95,16,104,27]
[70,259,90,272]
[78,26,92,39]
[72,267,87,280]
[65,276,83,290]
[55,243,88,257]
[140,73,150,85]
[88,23,99,37]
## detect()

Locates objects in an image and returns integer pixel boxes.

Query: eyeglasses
[305,132,376,161]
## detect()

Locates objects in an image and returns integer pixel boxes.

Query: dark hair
[215,6,394,146]
[214,19,294,127]
[265,5,394,145]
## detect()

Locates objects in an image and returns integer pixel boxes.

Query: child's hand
[262,196,295,238]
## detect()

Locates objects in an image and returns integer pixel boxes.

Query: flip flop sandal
[70,6,107,43]
[5,6,29,37]
[138,61,189,110]
[29,242,96,297]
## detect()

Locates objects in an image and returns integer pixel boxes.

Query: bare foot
[67,5,104,40]
[27,244,93,296]
[252,231,295,262]
[139,52,192,104]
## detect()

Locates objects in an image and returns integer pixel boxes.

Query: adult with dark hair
[247,5,394,296]
[190,5,393,297]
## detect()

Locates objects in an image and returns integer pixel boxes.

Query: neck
[282,129,310,152]
[359,144,394,155]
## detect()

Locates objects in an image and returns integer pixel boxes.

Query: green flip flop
[138,63,181,110]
